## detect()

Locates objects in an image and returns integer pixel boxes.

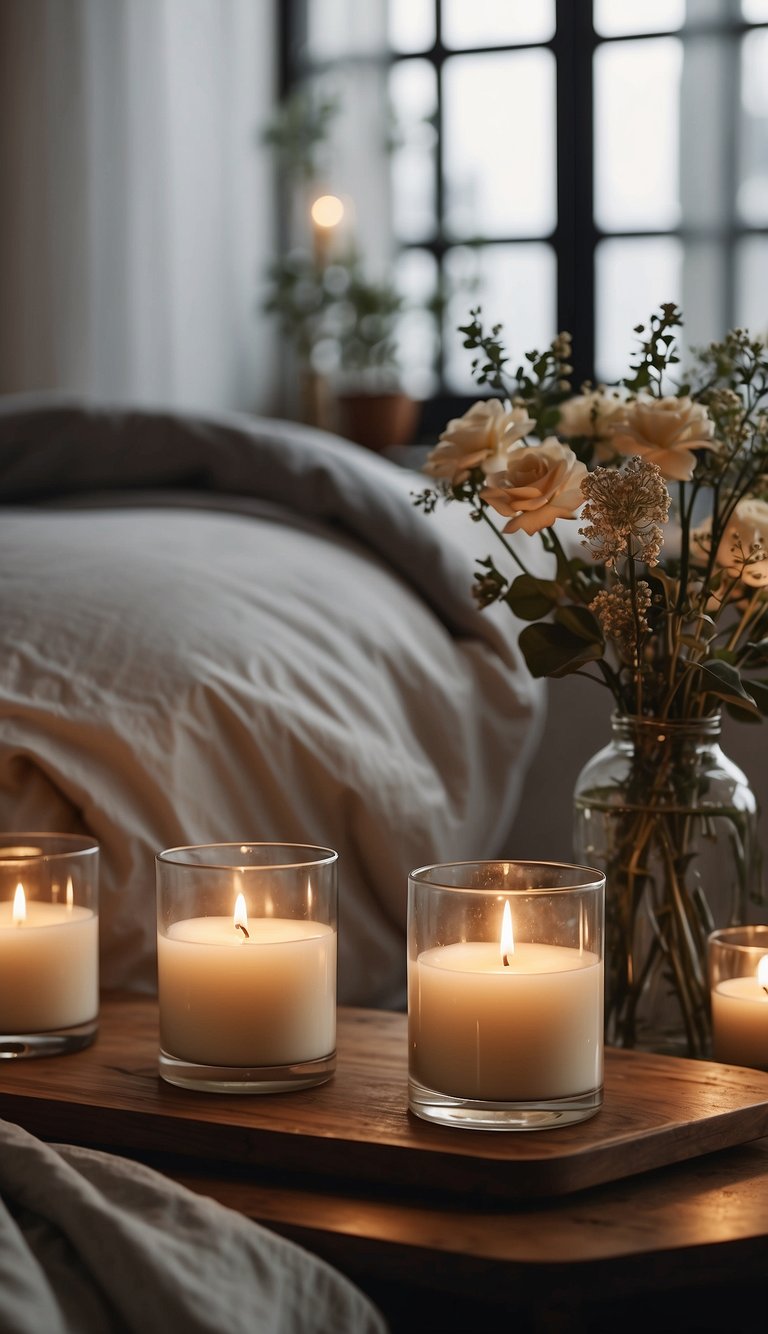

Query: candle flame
[500,900,514,967]
[758,954,768,992]
[233,892,249,940]
[12,882,26,925]
[66,876,74,910]
[311,194,344,230]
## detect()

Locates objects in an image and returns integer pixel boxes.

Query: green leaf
[697,659,760,716]
[743,678,768,716]
[519,622,604,679]
[504,575,558,621]
[553,605,604,642]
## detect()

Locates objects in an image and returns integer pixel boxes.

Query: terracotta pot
[334,390,419,452]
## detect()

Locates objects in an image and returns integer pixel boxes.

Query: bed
[0,394,545,1010]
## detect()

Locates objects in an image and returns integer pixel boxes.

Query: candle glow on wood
[712,951,768,1069]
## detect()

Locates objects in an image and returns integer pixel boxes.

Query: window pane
[595,38,683,231]
[742,0,768,20]
[678,37,734,231]
[596,237,682,384]
[443,51,556,239]
[306,0,388,58]
[736,236,768,336]
[394,249,439,398]
[442,0,555,48]
[443,243,556,393]
[594,0,684,36]
[738,30,768,224]
[389,60,437,243]
[388,0,434,53]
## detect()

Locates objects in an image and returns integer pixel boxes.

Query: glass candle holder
[709,925,768,1070]
[156,842,338,1093]
[0,834,99,1058]
[408,860,605,1130]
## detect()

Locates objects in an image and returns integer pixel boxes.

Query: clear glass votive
[156,842,338,1093]
[408,860,605,1130]
[708,925,768,1070]
[0,834,99,1057]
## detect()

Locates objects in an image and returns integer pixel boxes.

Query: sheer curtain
[0,0,278,413]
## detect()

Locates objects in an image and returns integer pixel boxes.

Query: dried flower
[579,457,670,567]
[591,581,652,658]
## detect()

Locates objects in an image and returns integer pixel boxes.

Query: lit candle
[157,892,336,1068]
[711,953,768,1069]
[0,882,98,1031]
[409,899,602,1101]
[310,192,345,266]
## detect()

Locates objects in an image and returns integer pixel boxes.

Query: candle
[409,936,603,1102]
[711,953,768,1069]
[0,883,98,1031]
[157,901,336,1068]
[407,860,605,1128]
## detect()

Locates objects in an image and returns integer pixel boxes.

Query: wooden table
[3,995,768,1333]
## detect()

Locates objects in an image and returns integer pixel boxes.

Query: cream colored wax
[409,941,603,1101]
[712,978,768,1069]
[0,901,99,1031]
[157,917,336,1066]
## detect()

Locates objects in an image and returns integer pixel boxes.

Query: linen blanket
[0,395,545,1006]
[0,1118,387,1334]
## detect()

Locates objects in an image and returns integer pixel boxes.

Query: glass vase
[573,714,761,1059]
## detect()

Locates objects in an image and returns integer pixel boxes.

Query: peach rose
[557,389,626,445]
[424,400,535,485]
[610,395,716,482]
[480,438,588,535]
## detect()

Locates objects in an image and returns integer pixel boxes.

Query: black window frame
[277,0,768,437]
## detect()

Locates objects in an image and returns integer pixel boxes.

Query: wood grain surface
[2,993,768,1201]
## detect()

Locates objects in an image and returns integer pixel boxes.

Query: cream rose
[709,498,768,587]
[610,395,716,482]
[557,389,626,444]
[480,437,589,535]
[423,400,535,485]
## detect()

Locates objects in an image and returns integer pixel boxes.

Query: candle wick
[235,922,249,939]
[763,986,768,998]
[502,952,510,968]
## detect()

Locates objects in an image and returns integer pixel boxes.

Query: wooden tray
[2,993,768,1201]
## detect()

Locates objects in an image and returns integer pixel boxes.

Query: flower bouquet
[415,304,768,1056]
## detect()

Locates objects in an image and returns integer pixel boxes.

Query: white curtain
[0,0,278,414]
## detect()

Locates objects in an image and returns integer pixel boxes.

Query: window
[279,1,768,431]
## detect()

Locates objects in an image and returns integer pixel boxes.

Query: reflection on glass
[736,236,768,336]
[594,0,684,37]
[595,38,682,232]
[388,0,435,53]
[738,30,768,224]
[596,237,682,384]
[390,60,437,243]
[442,0,555,48]
[443,243,556,393]
[444,51,556,239]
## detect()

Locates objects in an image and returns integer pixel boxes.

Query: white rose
[424,400,535,485]
[611,395,716,482]
[480,437,589,535]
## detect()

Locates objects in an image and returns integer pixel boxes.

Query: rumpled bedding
[0,1118,388,1334]
[0,395,545,1007]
